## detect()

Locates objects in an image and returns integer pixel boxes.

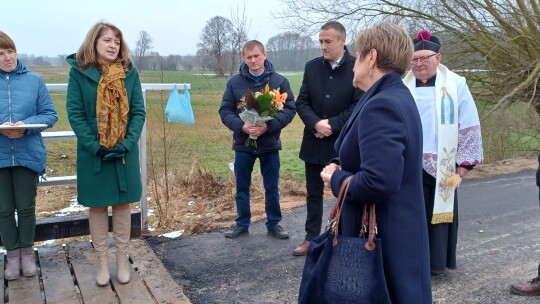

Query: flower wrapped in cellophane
[238,84,287,147]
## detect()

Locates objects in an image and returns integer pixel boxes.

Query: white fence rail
[40,83,190,230]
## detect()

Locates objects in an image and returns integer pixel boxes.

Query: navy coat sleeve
[219,80,244,134]
[331,95,407,203]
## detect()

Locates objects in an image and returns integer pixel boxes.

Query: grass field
[33,67,308,234]
[36,67,540,178]
[31,66,540,235]
[36,67,306,180]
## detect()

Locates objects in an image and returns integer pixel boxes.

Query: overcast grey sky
[2,0,289,57]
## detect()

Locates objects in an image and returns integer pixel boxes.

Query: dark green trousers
[0,166,38,250]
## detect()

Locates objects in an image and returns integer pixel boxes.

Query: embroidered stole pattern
[432,84,459,224]
[404,65,460,224]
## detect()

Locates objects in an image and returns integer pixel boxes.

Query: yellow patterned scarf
[97,62,129,148]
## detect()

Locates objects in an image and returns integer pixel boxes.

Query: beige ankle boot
[89,210,110,286]
[113,207,131,284]
[20,247,37,277]
[5,248,20,280]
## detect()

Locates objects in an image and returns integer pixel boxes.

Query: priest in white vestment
[403,30,483,275]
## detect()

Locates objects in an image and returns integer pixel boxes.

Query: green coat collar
[65,53,135,82]
[66,54,101,82]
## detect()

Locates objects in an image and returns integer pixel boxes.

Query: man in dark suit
[293,21,363,256]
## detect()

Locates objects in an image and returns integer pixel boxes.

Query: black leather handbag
[298,176,391,304]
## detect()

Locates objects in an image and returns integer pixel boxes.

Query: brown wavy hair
[75,22,131,72]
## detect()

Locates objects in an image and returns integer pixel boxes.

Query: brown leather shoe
[293,241,310,256]
[510,277,540,296]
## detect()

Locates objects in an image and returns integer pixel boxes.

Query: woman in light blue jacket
[0,31,57,281]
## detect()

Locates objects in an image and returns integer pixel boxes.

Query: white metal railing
[40,83,190,230]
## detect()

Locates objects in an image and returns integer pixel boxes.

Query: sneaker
[224,225,249,238]
[510,276,540,296]
[267,224,289,239]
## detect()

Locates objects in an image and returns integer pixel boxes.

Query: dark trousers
[234,151,282,229]
[304,162,325,241]
[0,166,38,250]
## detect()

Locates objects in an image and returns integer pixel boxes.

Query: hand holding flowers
[238,84,287,147]
[241,123,268,139]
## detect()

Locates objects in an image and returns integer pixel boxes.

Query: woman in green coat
[66,22,146,287]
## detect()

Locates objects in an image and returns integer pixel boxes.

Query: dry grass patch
[36,185,80,217]
[35,163,309,239]
[35,156,539,240]
[146,160,308,236]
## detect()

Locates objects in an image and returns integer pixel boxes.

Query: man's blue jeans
[234,150,282,229]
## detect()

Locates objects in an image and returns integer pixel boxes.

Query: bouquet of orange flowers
[238,84,287,147]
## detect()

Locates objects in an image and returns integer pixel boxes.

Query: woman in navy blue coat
[321,22,432,303]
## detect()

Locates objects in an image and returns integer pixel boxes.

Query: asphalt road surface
[148,170,540,304]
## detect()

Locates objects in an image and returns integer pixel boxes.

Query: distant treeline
[18,49,327,73]
[19,36,482,73]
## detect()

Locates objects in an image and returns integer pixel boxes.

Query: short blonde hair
[0,31,16,52]
[355,22,413,75]
[242,40,265,56]
[76,22,131,71]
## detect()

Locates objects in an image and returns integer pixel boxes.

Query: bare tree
[134,30,154,71]
[163,54,182,71]
[146,77,175,228]
[18,54,35,66]
[228,5,250,75]
[148,51,161,71]
[182,55,198,70]
[197,16,234,77]
[267,31,316,70]
[33,56,51,67]
[57,54,70,66]
[276,0,540,115]
[196,49,212,71]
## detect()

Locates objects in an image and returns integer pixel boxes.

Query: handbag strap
[359,204,377,250]
[360,204,369,236]
[324,175,378,251]
[327,176,353,246]
[326,182,343,225]
[365,204,377,250]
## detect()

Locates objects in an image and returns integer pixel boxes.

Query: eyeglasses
[410,53,437,65]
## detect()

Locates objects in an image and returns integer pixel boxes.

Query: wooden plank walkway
[1,239,190,304]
